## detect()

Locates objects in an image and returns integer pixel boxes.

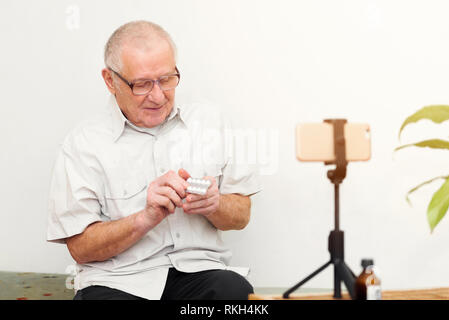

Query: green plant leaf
[405,175,449,205]
[398,105,449,140]
[394,139,449,152]
[427,177,449,233]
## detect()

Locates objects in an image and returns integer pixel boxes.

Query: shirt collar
[109,95,187,142]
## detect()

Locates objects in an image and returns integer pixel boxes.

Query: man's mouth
[143,106,163,111]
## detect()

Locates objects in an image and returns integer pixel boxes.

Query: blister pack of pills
[186,177,211,195]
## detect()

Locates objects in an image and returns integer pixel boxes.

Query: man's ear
[101,68,116,95]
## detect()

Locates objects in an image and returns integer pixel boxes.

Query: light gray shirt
[47,96,262,299]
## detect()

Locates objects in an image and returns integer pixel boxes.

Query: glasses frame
[108,66,181,96]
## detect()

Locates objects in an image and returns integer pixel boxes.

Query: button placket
[153,136,164,176]
[167,209,184,249]
[153,125,185,247]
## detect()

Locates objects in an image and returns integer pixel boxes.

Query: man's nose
[146,82,166,104]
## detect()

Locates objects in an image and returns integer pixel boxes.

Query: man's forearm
[206,194,251,231]
[66,209,153,264]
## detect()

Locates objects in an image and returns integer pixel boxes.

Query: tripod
[283,119,356,299]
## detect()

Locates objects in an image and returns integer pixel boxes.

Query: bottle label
[367,285,382,300]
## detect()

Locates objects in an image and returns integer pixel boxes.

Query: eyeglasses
[108,67,180,96]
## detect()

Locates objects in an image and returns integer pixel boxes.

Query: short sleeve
[218,114,263,197]
[47,144,103,244]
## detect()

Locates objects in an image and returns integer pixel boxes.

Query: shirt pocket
[103,174,148,220]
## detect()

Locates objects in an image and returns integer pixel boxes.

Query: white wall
[2,0,449,291]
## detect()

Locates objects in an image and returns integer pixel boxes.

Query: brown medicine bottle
[354,259,382,300]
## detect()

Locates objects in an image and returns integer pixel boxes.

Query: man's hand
[179,169,220,217]
[143,170,189,226]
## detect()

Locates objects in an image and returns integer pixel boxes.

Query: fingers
[158,170,189,199]
[147,170,189,217]
[178,168,191,181]
[150,170,219,216]
[183,202,216,215]
[183,196,212,211]
[157,186,183,208]
[151,193,176,214]
[183,176,219,214]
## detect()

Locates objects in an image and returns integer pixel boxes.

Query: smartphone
[296,122,371,162]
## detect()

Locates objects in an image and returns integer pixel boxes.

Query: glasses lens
[159,75,180,90]
[132,81,153,95]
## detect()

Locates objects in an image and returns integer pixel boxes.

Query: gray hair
[104,20,177,72]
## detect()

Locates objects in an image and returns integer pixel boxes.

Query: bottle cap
[361,259,374,268]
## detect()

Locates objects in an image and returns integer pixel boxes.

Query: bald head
[104,20,177,72]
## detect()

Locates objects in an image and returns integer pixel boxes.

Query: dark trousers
[74,268,253,300]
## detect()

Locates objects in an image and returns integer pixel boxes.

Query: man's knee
[207,270,254,300]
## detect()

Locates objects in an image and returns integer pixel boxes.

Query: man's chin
[141,114,166,128]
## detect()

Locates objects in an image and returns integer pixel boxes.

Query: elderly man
[47,20,262,300]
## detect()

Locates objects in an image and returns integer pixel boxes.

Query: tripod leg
[334,262,341,298]
[283,260,332,299]
[334,260,356,299]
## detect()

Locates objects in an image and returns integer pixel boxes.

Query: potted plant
[395,105,449,233]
